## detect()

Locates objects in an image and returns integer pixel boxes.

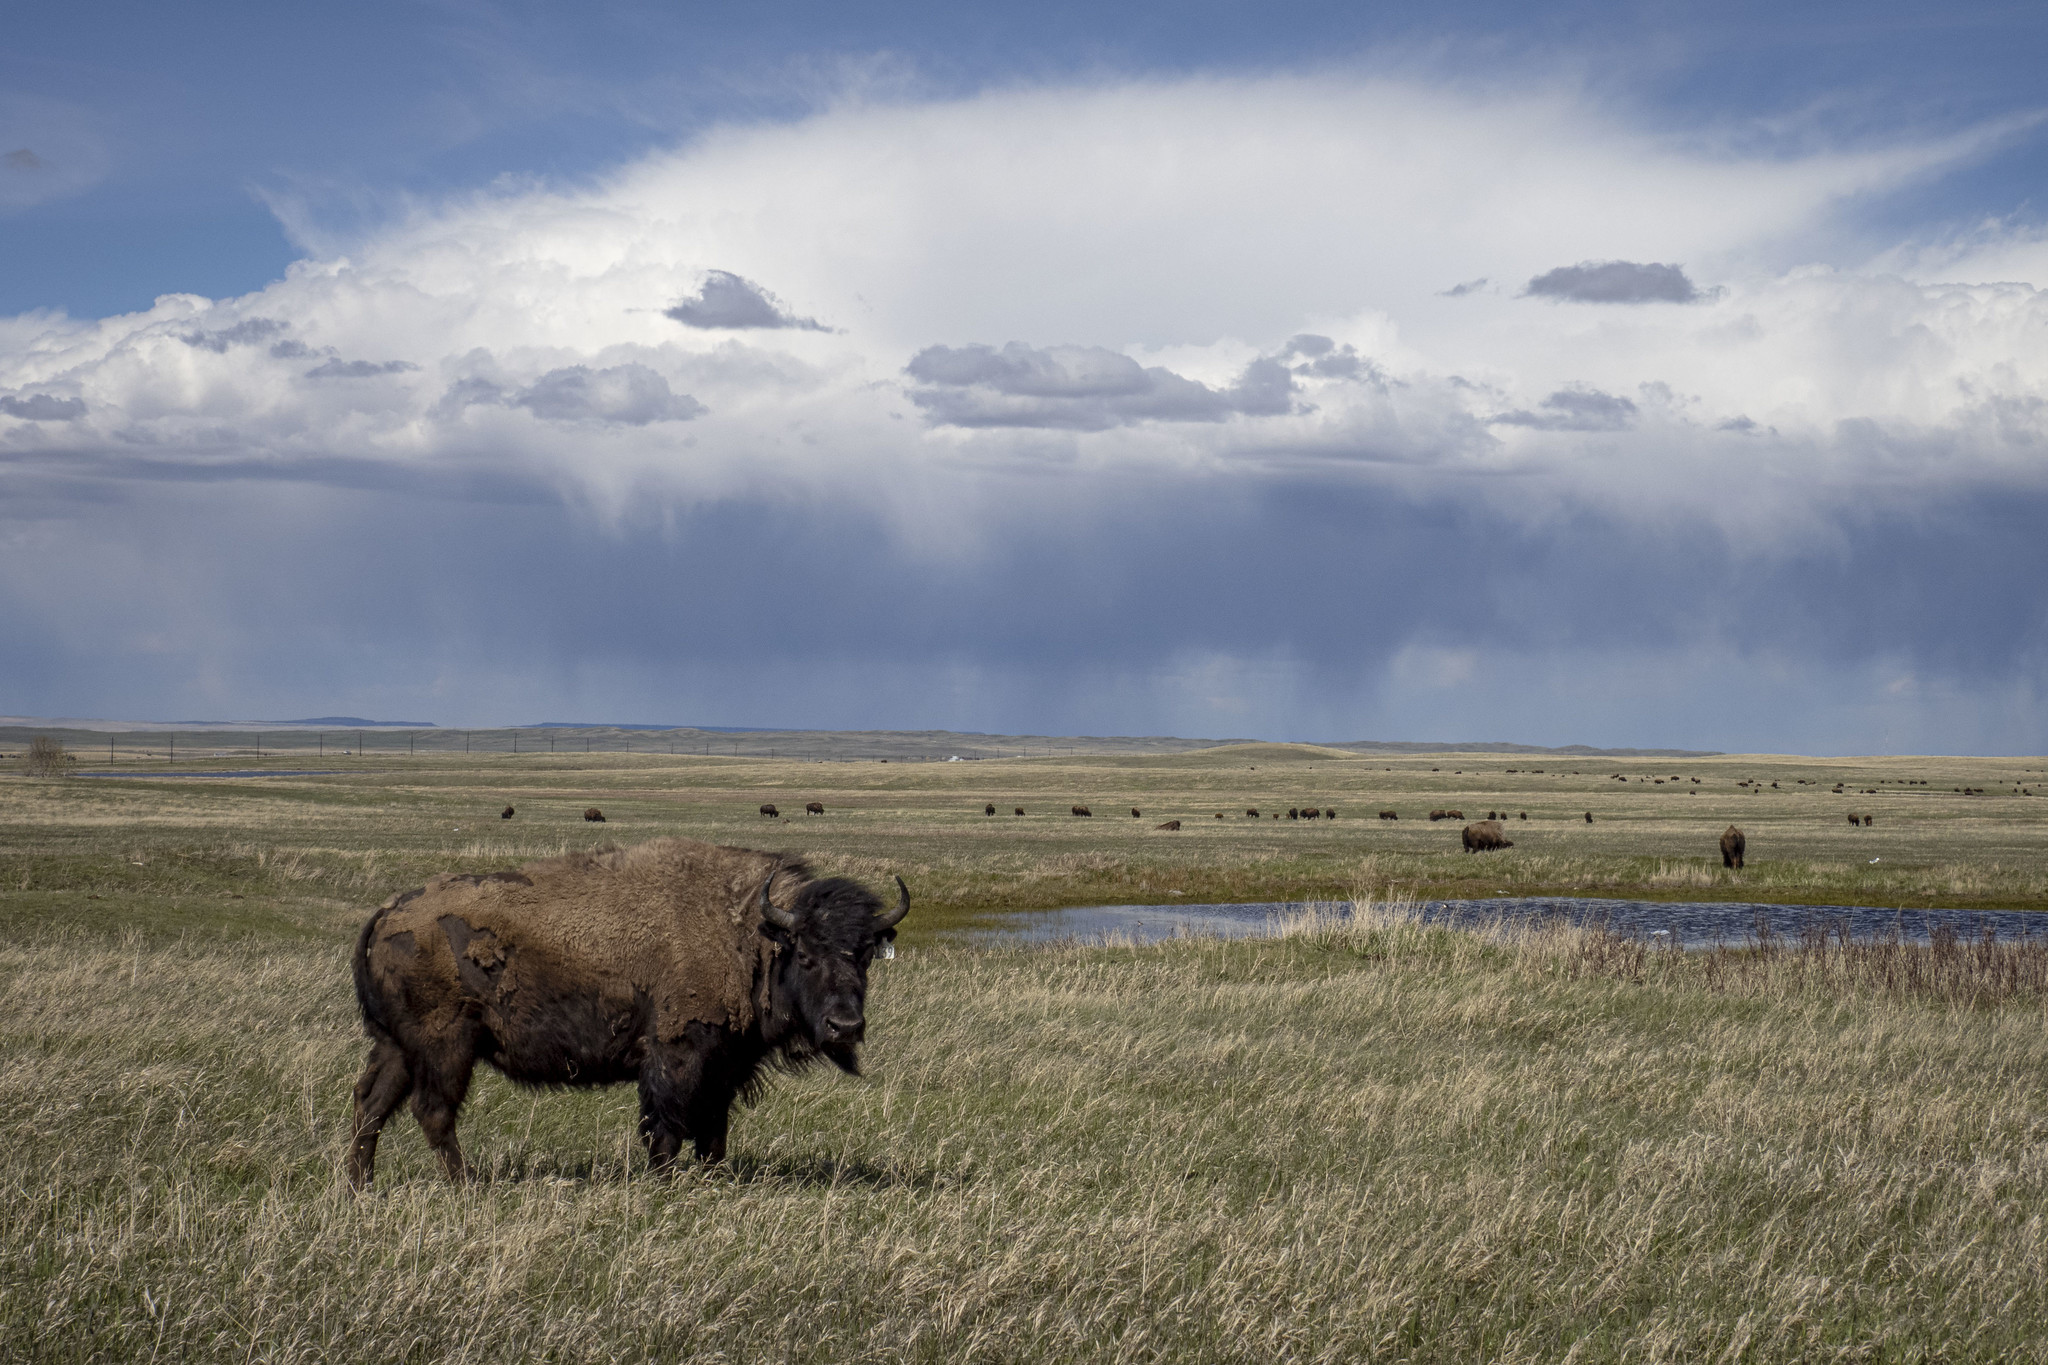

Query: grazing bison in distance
[1132,808,1142,818]
[759,804,780,819]
[1072,806,1092,817]
[1246,808,1260,818]
[1462,821,1513,853]
[1584,812,1594,824]
[583,808,605,822]
[805,802,825,816]
[1862,814,1874,827]
[1300,807,1320,820]
[1846,812,1862,827]
[985,804,996,816]
[347,837,909,1187]
[1288,808,1300,820]
[500,806,515,820]
[1014,807,1025,816]
[1155,820,1182,831]
[1324,809,1336,819]
[1379,810,1397,820]
[1721,825,1746,870]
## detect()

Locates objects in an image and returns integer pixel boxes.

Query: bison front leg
[640,1027,738,1171]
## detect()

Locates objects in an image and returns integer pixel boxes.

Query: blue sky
[3,2,2046,750]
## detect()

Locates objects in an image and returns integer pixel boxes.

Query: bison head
[757,872,908,1073]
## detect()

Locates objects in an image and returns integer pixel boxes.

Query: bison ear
[759,871,798,932]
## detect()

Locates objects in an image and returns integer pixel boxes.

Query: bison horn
[759,871,797,931]
[874,875,910,930]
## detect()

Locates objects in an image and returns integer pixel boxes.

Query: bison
[1300,806,1320,820]
[1155,820,1182,831]
[1132,808,1142,818]
[759,804,780,819]
[1014,808,1025,816]
[583,808,605,822]
[1462,820,1513,853]
[1862,814,1874,827]
[500,806,515,820]
[1324,809,1336,820]
[985,803,996,816]
[347,837,909,1188]
[1379,810,1398,821]
[1072,806,1092,817]
[1246,808,1260,818]
[1846,812,1862,827]
[806,802,825,816]
[1720,825,1745,870]
[1584,812,1594,824]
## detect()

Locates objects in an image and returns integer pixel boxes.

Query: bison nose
[823,1013,865,1041]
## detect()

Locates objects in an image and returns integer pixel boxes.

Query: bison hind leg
[347,1039,413,1190]
[407,1054,477,1184]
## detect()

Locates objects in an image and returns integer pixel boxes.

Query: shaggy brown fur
[583,808,605,822]
[1072,806,1092,817]
[501,806,515,820]
[1846,812,1862,827]
[984,803,996,816]
[1246,808,1260,818]
[1721,825,1746,870]
[348,837,905,1189]
[1462,820,1513,853]
[805,802,825,815]
[1379,810,1397,820]
[759,804,779,818]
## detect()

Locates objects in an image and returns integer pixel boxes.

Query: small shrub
[21,734,70,777]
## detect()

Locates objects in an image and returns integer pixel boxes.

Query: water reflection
[952,897,2046,949]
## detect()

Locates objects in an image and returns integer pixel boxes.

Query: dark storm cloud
[1526,261,1699,304]
[180,318,289,353]
[0,393,84,420]
[1490,388,1638,431]
[3,149,41,171]
[1441,278,1488,297]
[905,342,1299,430]
[3,466,2041,751]
[663,270,828,331]
[304,358,419,379]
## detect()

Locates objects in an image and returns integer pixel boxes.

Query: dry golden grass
[3,747,2047,1360]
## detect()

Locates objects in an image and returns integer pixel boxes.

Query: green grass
[3,746,2048,1360]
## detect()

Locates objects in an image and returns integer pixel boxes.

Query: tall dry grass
[6,895,2048,1362]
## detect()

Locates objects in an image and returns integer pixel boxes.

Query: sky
[3,2,2047,752]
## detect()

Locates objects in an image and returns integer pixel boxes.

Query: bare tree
[22,734,70,777]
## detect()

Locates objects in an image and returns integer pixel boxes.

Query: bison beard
[346,837,908,1188]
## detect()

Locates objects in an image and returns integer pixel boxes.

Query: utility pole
[168,732,174,765]
[358,729,363,756]
[318,733,323,757]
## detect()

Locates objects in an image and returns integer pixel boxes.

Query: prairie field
[3,741,2047,1361]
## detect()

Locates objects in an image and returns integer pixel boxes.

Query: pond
[949,896,2047,949]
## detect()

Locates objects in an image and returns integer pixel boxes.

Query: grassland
[3,744,2048,1360]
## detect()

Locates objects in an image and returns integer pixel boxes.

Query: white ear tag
[880,942,896,959]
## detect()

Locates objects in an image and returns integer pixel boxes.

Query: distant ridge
[526,722,778,732]
[270,716,436,727]
[1326,739,1719,758]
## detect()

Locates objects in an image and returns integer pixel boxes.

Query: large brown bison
[583,808,605,822]
[805,802,825,816]
[1300,806,1320,820]
[1845,812,1862,827]
[347,837,909,1188]
[1246,808,1260,818]
[1720,825,1746,870]
[1324,809,1336,819]
[1072,806,1092,817]
[1584,812,1594,824]
[500,806,515,820]
[1462,820,1513,853]
[1379,810,1397,821]
[1014,807,1025,816]
[985,803,996,816]
[1862,814,1874,827]
[759,804,780,818]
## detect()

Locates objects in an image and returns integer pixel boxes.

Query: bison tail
[351,906,400,1044]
